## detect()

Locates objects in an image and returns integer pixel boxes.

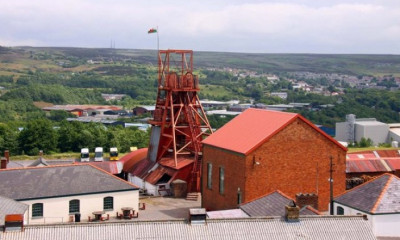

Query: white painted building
[333,173,400,238]
[335,114,390,145]
[0,164,139,224]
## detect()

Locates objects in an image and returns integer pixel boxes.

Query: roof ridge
[239,190,294,206]
[85,164,139,189]
[370,174,394,213]
[0,163,76,172]
[334,173,392,199]
[304,205,321,215]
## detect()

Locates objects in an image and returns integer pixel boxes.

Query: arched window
[69,199,80,214]
[32,203,43,217]
[337,206,344,215]
[103,197,114,211]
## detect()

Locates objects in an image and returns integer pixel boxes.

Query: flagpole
[157,26,159,53]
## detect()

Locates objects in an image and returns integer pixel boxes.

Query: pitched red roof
[202,108,346,155]
[120,148,148,172]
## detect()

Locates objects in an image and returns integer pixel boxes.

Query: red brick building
[202,109,347,211]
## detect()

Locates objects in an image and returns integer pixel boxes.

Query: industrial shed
[202,108,347,211]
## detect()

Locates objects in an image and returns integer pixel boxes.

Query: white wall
[128,175,170,196]
[355,124,389,145]
[333,202,400,237]
[335,122,351,142]
[373,214,400,237]
[22,190,139,224]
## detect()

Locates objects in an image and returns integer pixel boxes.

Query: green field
[2,46,400,76]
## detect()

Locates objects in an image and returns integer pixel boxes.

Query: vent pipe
[189,208,206,225]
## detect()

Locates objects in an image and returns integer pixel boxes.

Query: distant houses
[42,104,123,117]
[132,106,155,117]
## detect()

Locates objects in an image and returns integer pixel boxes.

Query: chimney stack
[296,193,318,210]
[1,150,9,169]
[5,150,9,163]
[285,201,300,222]
[0,158,6,169]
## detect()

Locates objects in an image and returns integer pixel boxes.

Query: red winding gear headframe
[147,50,213,192]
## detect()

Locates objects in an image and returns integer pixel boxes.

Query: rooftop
[0,164,138,201]
[0,216,376,240]
[346,150,400,173]
[0,195,28,226]
[240,190,319,217]
[202,108,346,155]
[335,173,400,214]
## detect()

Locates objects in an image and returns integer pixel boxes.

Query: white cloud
[0,0,399,53]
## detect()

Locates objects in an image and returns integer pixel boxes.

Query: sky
[1,0,400,54]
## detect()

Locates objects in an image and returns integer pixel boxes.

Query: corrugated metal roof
[87,161,122,174]
[346,151,400,173]
[384,158,400,170]
[0,195,28,226]
[120,148,148,172]
[43,104,122,111]
[0,165,138,200]
[202,108,346,155]
[130,159,156,179]
[158,157,194,170]
[207,209,249,218]
[346,159,392,173]
[145,165,177,185]
[0,216,376,240]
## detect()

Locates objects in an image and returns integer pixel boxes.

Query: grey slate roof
[0,195,28,226]
[28,157,49,167]
[335,173,400,214]
[240,191,319,217]
[0,216,376,240]
[0,164,138,201]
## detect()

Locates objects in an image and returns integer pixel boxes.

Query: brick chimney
[0,158,6,169]
[296,193,318,210]
[1,150,9,169]
[285,201,300,222]
[5,150,9,163]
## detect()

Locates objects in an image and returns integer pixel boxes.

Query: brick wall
[202,118,346,211]
[202,146,246,211]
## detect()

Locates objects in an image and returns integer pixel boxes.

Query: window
[69,199,80,214]
[104,197,114,211]
[207,163,212,189]
[219,167,224,194]
[32,203,43,217]
[337,206,344,215]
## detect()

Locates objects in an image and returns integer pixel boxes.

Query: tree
[18,119,58,155]
[0,124,18,155]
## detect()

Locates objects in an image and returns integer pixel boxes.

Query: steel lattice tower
[147,50,213,192]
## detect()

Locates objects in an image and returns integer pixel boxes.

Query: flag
[148,28,157,34]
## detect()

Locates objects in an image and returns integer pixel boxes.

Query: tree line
[0,119,150,156]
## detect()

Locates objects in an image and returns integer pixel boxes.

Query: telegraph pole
[330,156,334,215]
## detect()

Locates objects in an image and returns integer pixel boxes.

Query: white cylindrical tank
[392,141,399,148]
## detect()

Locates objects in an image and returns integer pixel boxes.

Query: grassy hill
[1,46,400,77]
